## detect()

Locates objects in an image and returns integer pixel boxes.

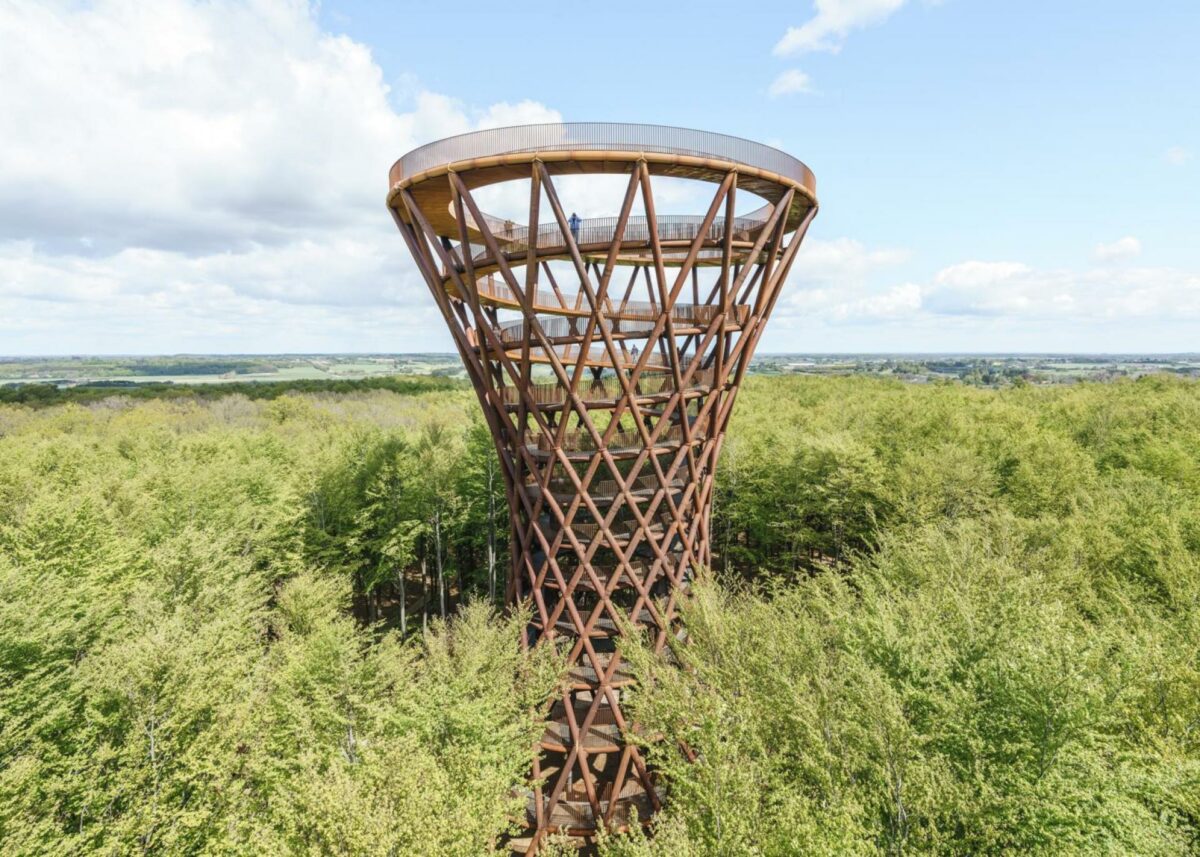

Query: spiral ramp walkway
[387,123,817,852]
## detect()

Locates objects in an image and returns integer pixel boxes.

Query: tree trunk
[487,457,497,606]
[398,565,407,636]
[421,553,428,633]
[434,509,446,619]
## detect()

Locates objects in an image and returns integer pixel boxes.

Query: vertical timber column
[387,124,817,853]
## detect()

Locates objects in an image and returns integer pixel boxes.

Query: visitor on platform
[569,212,581,244]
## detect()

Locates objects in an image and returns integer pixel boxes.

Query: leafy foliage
[613,375,1200,855]
[2,375,1199,854]
[0,392,557,855]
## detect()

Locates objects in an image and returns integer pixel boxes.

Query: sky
[0,0,1198,355]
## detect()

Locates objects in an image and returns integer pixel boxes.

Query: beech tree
[2,376,1198,854]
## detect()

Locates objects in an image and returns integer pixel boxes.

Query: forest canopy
[1,375,1198,854]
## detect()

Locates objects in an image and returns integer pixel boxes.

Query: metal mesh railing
[474,275,571,315]
[463,212,776,269]
[532,473,670,495]
[550,510,676,542]
[527,423,689,453]
[476,276,727,324]
[495,308,748,345]
[590,473,678,497]
[531,473,686,500]
[500,367,715,407]
[497,315,652,344]
[393,122,813,189]
[525,344,687,371]
[480,214,763,254]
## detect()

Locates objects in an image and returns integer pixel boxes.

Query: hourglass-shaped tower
[387,124,817,852]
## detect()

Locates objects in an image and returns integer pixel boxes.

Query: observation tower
[387,123,817,851]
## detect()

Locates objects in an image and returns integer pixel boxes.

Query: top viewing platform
[385,122,818,341]
[388,122,816,199]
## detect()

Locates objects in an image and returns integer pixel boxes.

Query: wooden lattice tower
[386,124,817,852]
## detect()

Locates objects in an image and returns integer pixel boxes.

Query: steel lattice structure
[386,123,817,852]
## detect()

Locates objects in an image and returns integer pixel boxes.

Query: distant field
[753,353,1200,383]
[0,354,467,387]
[1,353,1198,392]
[95,365,406,385]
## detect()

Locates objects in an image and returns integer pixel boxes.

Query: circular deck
[388,124,816,374]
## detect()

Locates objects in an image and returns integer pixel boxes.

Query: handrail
[531,473,684,497]
[392,122,814,191]
[527,423,691,453]
[495,309,749,345]
[499,315,655,344]
[480,213,762,252]
[470,213,767,267]
[544,511,676,542]
[516,344,689,371]
[476,275,730,325]
[500,368,715,407]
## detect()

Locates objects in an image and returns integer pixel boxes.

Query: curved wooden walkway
[388,123,818,853]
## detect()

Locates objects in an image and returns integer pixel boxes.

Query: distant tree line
[0,374,464,407]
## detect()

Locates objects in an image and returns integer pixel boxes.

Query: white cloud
[924,259,1200,320]
[0,0,560,353]
[768,69,814,97]
[775,242,1200,334]
[775,0,911,55]
[476,100,564,130]
[829,282,922,319]
[933,260,1030,290]
[794,237,910,284]
[1093,236,1142,262]
[778,237,916,322]
[1164,146,1192,166]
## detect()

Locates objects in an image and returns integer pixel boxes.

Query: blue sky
[0,0,1197,354]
